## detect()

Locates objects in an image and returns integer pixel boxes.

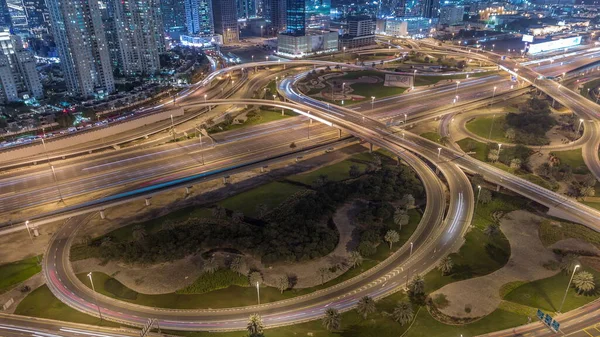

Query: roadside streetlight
[204,94,207,103]
[371,96,375,112]
[490,86,497,109]
[24,221,40,264]
[406,241,414,287]
[498,143,502,156]
[559,265,580,312]
[87,272,103,321]
[488,114,496,140]
[272,94,276,100]
[437,147,442,159]
[256,281,261,305]
[578,118,584,134]
[251,55,254,62]
[404,113,407,124]
[170,114,175,141]
[455,81,460,97]
[476,185,482,207]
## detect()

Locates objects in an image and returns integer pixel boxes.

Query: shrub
[176,269,248,294]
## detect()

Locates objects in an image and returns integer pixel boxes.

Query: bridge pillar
[369,143,373,153]
[100,210,106,219]
[261,165,268,173]
[223,175,230,184]
[185,186,192,195]
[496,184,500,192]
[338,129,342,138]
[145,198,151,206]
[33,161,37,165]
[88,150,92,154]
[282,109,285,116]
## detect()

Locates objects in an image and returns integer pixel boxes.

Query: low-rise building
[439,5,464,25]
[339,15,376,50]
[277,30,339,58]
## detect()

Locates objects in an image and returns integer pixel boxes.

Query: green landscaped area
[208,109,293,134]
[465,115,511,143]
[71,206,422,310]
[420,132,443,144]
[0,256,41,293]
[14,285,120,328]
[218,180,304,218]
[550,149,590,174]
[538,219,600,249]
[424,192,526,293]
[457,137,489,162]
[287,156,370,185]
[504,265,600,312]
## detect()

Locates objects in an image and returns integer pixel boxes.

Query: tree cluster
[505,96,556,145]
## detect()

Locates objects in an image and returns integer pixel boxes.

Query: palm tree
[348,251,363,268]
[230,256,245,275]
[560,254,580,275]
[409,274,425,295]
[247,314,264,337]
[356,296,376,319]
[204,256,217,274]
[249,271,263,286]
[438,256,454,275]
[573,271,596,294]
[391,301,414,325]
[483,223,500,238]
[385,230,400,250]
[318,267,330,284]
[275,275,289,294]
[231,211,244,223]
[313,174,329,188]
[322,308,341,331]
[394,208,409,230]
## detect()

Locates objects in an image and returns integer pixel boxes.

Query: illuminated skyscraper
[0,31,42,102]
[286,0,305,35]
[0,0,12,31]
[114,0,165,76]
[212,0,239,44]
[46,0,114,97]
[161,0,187,35]
[185,0,214,36]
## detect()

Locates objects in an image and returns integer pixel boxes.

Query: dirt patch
[430,210,559,319]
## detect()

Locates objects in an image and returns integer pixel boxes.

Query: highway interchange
[1,40,600,336]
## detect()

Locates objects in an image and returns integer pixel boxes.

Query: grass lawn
[538,219,600,248]
[551,149,590,174]
[465,115,511,143]
[582,201,600,211]
[218,181,305,218]
[420,132,442,144]
[0,256,41,294]
[504,265,600,312]
[457,137,489,162]
[287,153,374,185]
[209,109,293,134]
[14,285,120,328]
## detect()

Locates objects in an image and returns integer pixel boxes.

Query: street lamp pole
[256,281,261,305]
[170,114,175,141]
[577,118,584,134]
[476,185,482,208]
[498,143,502,157]
[488,114,496,140]
[371,96,375,112]
[490,86,497,109]
[24,221,40,264]
[404,113,407,124]
[87,272,103,321]
[558,264,580,313]
[406,242,414,287]
[455,81,460,97]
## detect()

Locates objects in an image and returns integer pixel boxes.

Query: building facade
[0,0,11,31]
[421,0,440,18]
[212,0,239,44]
[286,0,305,36]
[278,30,338,57]
[339,15,375,50]
[161,0,187,35]
[0,31,42,102]
[114,0,165,76]
[439,5,463,25]
[266,0,286,33]
[46,0,114,97]
[184,0,214,36]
